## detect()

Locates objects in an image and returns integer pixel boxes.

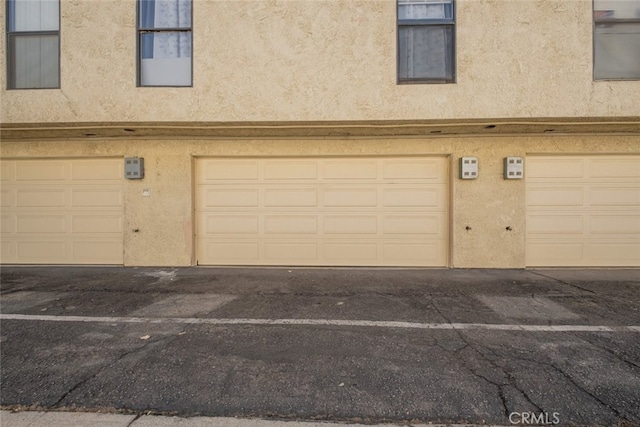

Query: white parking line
[1,313,639,332]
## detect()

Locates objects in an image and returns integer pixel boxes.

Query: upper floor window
[594,0,640,80]
[138,0,192,87]
[397,0,455,83]
[6,0,60,89]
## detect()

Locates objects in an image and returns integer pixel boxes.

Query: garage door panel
[526,155,640,267]
[265,188,317,207]
[590,187,640,206]
[1,158,124,265]
[16,161,67,181]
[196,157,449,267]
[324,216,377,234]
[383,187,444,208]
[72,215,123,234]
[383,215,444,235]
[323,188,377,207]
[527,214,584,234]
[200,160,259,181]
[1,241,14,261]
[324,160,377,180]
[590,215,640,234]
[17,215,67,234]
[383,241,445,265]
[324,243,378,261]
[590,158,640,178]
[265,160,318,180]
[1,215,16,233]
[265,215,317,234]
[527,187,584,207]
[17,241,68,262]
[201,188,259,208]
[17,189,66,207]
[201,241,260,263]
[72,189,122,208]
[591,243,640,263]
[0,189,14,207]
[1,162,15,181]
[265,242,318,261]
[72,241,122,263]
[383,159,442,180]
[527,242,585,266]
[203,215,259,234]
[71,161,122,181]
[527,158,584,179]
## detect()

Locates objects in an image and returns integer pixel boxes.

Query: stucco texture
[1,136,638,267]
[1,0,640,124]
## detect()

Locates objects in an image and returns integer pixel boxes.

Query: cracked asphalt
[1,267,639,426]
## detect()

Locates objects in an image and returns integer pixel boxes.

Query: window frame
[136,0,193,88]
[593,0,640,81]
[5,0,61,90]
[397,0,456,84]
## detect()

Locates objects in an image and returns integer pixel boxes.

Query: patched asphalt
[1,267,639,426]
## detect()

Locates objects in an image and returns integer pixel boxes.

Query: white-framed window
[138,0,192,87]
[6,0,60,89]
[397,0,455,83]
[594,0,640,80]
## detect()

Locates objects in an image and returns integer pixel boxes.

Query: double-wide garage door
[526,155,640,267]
[1,158,124,264]
[196,157,449,266]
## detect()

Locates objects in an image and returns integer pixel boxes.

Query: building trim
[1,117,639,141]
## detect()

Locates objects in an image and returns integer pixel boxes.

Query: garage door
[196,157,448,266]
[1,158,124,264]
[526,155,640,267]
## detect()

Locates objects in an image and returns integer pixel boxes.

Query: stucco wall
[2,0,640,124]
[1,136,638,267]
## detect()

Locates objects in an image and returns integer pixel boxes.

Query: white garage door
[196,157,449,266]
[1,158,124,264]
[526,155,640,267]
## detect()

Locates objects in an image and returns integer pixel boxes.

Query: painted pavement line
[1,313,639,332]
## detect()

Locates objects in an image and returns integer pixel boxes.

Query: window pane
[399,25,453,80]
[139,0,191,28]
[594,22,640,79]
[140,32,192,86]
[9,0,59,32]
[10,34,59,89]
[398,0,453,20]
[141,32,192,59]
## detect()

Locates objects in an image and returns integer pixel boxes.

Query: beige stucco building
[1,0,639,268]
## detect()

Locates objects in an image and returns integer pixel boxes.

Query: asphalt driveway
[1,267,639,426]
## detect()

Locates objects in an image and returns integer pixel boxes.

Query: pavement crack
[126,413,142,427]
[576,335,640,371]
[476,345,543,414]
[48,336,174,409]
[429,298,536,417]
[515,354,633,423]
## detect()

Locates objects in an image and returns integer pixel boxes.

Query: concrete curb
[0,411,506,427]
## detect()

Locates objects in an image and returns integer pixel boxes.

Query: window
[397,0,455,83]
[594,0,640,80]
[6,0,60,89]
[138,0,192,87]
